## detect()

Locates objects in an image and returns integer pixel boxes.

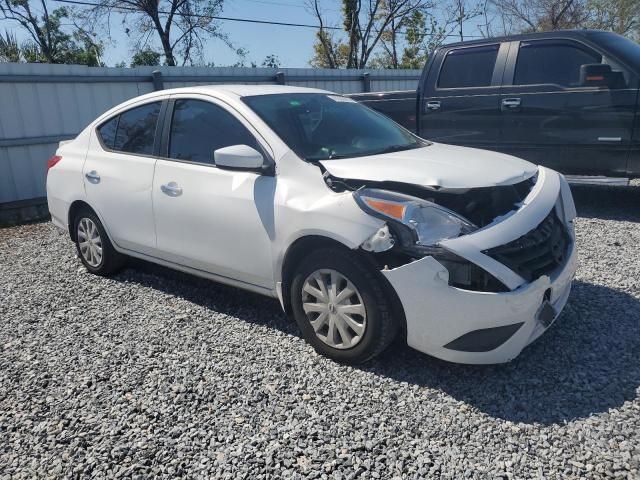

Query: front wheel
[290,248,398,364]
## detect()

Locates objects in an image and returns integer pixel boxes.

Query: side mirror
[579,63,623,88]
[214,144,264,171]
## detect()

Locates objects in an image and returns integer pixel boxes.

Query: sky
[2,0,487,68]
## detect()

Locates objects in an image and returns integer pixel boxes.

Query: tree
[0,31,20,62]
[489,0,590,32]
[587,0,640,37]
[131,47,161,66]
[488,0,640,35]
[376,4,458,69]
[309,0,431,69]
[261,54,280,68]
[310,29,350,68]
[0,2,103,65]
[89,0,229,66]
[374,2,431,69]
[398,9,428,68]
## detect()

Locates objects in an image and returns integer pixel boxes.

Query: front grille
[484,210,570,282]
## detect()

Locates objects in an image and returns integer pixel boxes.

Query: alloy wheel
[77,217,103,267]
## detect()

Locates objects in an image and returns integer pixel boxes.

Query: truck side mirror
[579,64,625,89]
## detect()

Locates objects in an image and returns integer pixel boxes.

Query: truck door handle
[425,101,441,112]
[160,182,183,197]
[597,136,622,142]
[85,170,100,183]
[501,98,521,110]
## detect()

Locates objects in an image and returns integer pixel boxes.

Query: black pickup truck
[350,30,640,183]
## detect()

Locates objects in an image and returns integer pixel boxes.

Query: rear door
[498,38,636,175]
[419,42,508,149]
[83,100,164,255]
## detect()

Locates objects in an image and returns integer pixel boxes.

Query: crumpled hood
[319,143,538,189]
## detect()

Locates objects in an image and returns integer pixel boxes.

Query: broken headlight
[354,188,477,251]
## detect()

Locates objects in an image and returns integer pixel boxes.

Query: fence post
[362,72,371,92]
[151,70,164,91]
[275,71,286,85]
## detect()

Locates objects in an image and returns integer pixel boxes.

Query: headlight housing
[354,188,477,251]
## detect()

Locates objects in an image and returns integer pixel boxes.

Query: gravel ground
[1,185,639,479]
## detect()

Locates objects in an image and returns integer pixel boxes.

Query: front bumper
[382,167,578,364]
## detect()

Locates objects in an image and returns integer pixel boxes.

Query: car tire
[290,247,399,364]
[73,209,126,276]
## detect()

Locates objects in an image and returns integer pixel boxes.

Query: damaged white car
[46,85,577,365]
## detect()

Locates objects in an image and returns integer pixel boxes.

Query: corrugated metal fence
[0,63,421,209]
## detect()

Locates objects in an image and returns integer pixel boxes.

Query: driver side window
[168,99,260,165]
[514,40,603,87]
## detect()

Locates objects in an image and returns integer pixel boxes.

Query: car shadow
[115,259,297,335]
[571,184,640,222]
[114,260,640,426]
[367,279,640,425]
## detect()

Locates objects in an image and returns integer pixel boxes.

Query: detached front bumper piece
[382,167,578,364]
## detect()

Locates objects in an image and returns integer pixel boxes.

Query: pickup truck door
[498,38,636,176]
[419,42,508,149]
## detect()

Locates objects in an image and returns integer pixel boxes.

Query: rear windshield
[242,93,426,162]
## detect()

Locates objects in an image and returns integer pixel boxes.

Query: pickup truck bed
[347,90,418,133]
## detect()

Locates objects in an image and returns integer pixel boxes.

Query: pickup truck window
[243,93,426,162]
[438,45,499,89]
[514,41,602,87]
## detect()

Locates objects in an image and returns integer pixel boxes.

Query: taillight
[47,155,62,171]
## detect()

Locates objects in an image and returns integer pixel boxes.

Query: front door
[83,100,163,254]
[498,38,636,176]
[419,42,507,150]
[152,95,275,289]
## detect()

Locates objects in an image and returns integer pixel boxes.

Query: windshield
[242,93,427,162]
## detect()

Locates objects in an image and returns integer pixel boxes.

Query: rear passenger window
[114,102,161,155]
[168,99,259,164]
[98,102,161,155]
[514,41,602,87]
[97,102,161,154]
[97,116,118,149]
[438,45,499,89]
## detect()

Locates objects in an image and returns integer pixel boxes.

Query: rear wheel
[290,248,398,364]
[73,209,125,276]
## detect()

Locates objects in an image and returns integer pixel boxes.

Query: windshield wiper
[307,143,421,162]
[328,152,354,160]
[372,143,419,155]
[306,152,356,161]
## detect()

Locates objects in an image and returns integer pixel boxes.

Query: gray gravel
[1,185,639,479]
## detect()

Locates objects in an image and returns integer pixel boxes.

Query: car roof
[439,29,612,49]
[92,84,335,126]
[158,84,333,97]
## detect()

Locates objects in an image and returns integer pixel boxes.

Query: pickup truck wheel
[290,248,398,364]
[73,209,125,276]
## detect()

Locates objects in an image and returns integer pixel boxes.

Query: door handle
[597,136,622,142]
[425,101,441,112]
[501,98,521,111]
[85,170,100,183]
[160,182,183,197]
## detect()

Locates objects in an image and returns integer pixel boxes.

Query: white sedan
[46,85,577,364]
